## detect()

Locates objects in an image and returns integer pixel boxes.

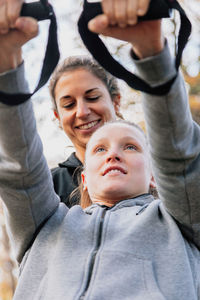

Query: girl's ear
[150,175,156,189]
[81,172,87,191]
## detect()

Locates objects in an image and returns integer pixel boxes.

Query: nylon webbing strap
[78,0,191,95]
[0,1,60,106]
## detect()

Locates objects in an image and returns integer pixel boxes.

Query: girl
[1,0,199,299]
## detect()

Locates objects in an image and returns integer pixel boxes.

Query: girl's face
[54,68,120,161]
[82,123,155,207]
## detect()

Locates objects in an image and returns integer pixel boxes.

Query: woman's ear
[54,110,60,120]
[113,94,121,114]
[54,110,63,129]
[81,172,88,191]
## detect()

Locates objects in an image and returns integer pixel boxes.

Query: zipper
[79,207,107,299]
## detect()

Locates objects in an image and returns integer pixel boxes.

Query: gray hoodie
[0,44,200,300]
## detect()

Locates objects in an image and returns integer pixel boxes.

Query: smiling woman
[49,55,122,206]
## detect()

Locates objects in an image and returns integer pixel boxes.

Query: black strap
[0,1,60,106]
[78,0,191,95]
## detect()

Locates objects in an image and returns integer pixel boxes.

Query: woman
[49,56,122,206]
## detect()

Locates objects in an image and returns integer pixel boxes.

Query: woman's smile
[75,119,101,132]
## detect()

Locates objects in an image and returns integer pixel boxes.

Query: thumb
[88,14,109,34]
[12,17,38,46]
[88,14,133,42]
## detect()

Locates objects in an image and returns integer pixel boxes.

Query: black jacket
[51,152,82,207]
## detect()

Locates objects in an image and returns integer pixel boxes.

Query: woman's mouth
[76,120,101,130]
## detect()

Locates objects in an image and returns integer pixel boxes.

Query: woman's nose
[76,101,90,118]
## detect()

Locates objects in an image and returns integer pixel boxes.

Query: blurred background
[0,0,200,298]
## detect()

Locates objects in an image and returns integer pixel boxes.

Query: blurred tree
[0,200,17,300]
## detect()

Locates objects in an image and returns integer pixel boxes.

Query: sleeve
[133,42,200,248]
[0,64,60,262]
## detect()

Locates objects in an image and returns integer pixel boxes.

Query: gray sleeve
[0,65,60,263]
[0,62,29,93]
[133,43,200,247]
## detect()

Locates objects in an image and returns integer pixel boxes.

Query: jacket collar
[58,152,82,169]
[85,194,155,214]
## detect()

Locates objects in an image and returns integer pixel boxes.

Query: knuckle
[115,11,126,22]
[0,18,8,30]
[7,12,16,24]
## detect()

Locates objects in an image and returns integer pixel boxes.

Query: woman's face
[54,68,120,161]
[83,123,154,206]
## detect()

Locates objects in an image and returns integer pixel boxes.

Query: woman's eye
[86,96,100,101]
[63,102,74,109]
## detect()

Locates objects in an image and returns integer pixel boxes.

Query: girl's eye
[125,145,137,151]
[95,146,106,153]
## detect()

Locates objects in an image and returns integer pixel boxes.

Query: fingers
[0,0,23,33]
[127,0,138,25]
[0,0,38,72]
[100,0,151,28]
[14,17,38,44]
[102,0,116,25]
[102,0,128,28]
[137,0,150,16]
[113,0,127,28]
[6,0,24,27]
[0,0,8,33]
[0,0,38,47]
[88,14,109,33]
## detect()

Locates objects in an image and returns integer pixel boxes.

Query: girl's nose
[106,149,122,163]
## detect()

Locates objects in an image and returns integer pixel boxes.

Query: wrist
[131,41,176,87]
[0,49,22,73]
[131,36,165,59]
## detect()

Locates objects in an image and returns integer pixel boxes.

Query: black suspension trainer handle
[20,0,53,21]
[82,0,172,23]
[78,0,192,96]
[0,0,60,106]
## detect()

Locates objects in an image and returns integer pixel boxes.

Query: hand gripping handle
[78,0,191,96]
[83,0,171,22]
[0,0,60,106]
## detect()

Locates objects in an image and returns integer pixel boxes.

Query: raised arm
[0,1,60,263]
[89,0,200,247]
[0,0,38,72]
[134,46,200,247]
